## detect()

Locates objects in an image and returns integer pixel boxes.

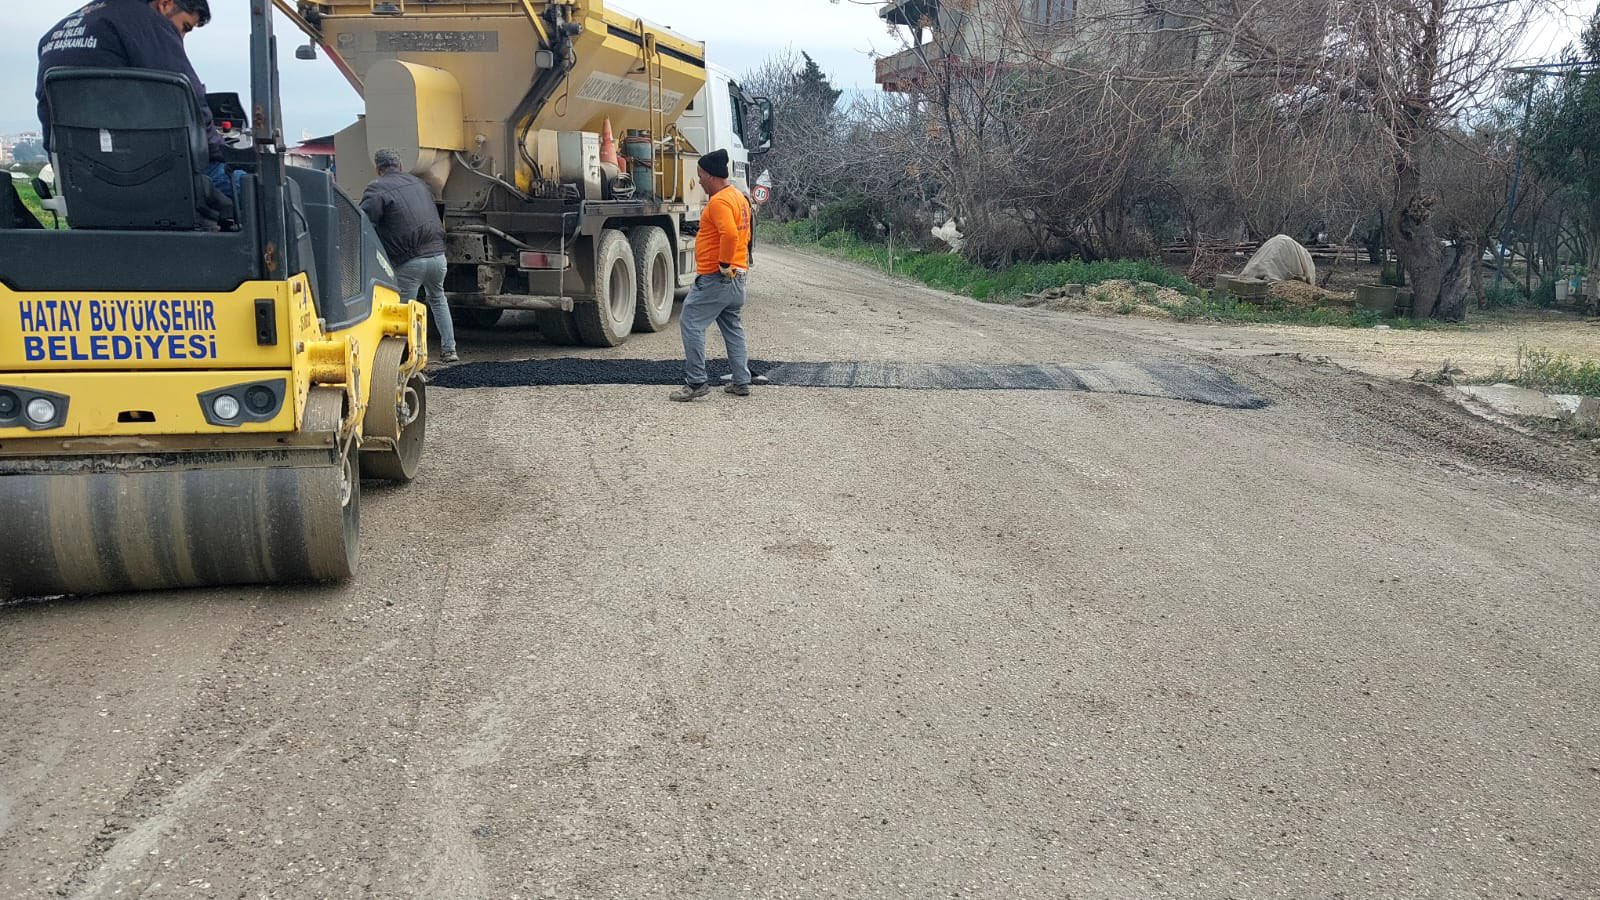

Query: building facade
[876,0,1206,93]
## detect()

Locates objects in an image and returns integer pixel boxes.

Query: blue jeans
[206,162,234,200]
[395,254,456,355]
[680,272,749,386]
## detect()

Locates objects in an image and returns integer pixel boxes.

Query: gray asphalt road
[3,247,1598,899]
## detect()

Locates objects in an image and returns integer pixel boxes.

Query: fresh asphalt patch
[429,358,1270,409]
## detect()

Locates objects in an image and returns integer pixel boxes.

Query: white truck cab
[674,63,772,193]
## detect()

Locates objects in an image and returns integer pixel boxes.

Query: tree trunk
[1387,175,1444,318]
[1472,237,1484,310]
[1437,239,1478,321]
[1365,218,1385,266]
[1386,159,1471,320]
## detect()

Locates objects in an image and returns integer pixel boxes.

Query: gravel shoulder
[1094,305,1600,382]
[2,247,1597,899]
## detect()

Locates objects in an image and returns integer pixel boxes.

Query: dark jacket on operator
[360,172,447,268]
[36,0,223,160]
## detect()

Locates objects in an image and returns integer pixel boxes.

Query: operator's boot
[669,383,710,402]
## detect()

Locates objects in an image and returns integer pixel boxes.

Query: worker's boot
[669,383,710,402]
[724,383,751,397]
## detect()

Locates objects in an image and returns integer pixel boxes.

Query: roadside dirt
[2,247,1598,899]
[1193,314,1600,381]
[1155,252,1600,379]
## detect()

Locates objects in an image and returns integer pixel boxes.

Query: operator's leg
[205,162,234,200]
[715,274,750,387]
[418,254,457,360]
[678,275,727,386]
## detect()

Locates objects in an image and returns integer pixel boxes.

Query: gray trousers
[395,254,456,355]
[680,272,750,386]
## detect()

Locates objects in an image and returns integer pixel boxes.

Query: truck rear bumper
[449,293,576,312]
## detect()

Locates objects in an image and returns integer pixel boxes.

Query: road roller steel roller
[0,3,428,600]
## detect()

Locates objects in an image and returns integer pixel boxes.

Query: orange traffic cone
[599,119,619,167]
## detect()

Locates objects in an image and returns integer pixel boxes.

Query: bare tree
[1033,0,1557,318]
[743,49,848,222]
[1426,126,1517,305]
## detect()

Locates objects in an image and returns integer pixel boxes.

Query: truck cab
[676,64,774,193]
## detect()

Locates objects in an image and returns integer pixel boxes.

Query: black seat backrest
[43,67,206,231]
[0,179,44,230]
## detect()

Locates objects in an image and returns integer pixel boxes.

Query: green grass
[761,221,1428,329]
[1465,346,1600,437]
[13,180,61,229]
[760,222,1199,301]
[1158,293,1442,329]
[1480,346,1600,396]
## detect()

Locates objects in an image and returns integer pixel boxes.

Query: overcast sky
[3,1,1587,138]
[2,0,898,138]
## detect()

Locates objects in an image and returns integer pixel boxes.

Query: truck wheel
[574,230,638,347]
[630,226,675,332]
[452,307,504,330]
[536,309,583,345]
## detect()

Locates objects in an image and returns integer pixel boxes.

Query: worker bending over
[362,149,459,363]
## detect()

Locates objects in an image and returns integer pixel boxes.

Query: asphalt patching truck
[277,0,773,347]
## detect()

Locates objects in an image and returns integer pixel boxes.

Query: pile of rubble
[1020,280,1191,319]
[1212,275,1357,310]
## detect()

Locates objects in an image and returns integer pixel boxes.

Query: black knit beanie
[698,149,730,179]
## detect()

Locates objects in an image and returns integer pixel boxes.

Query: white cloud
[1516,6,1592,63]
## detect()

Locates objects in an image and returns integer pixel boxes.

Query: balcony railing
[876,45,938,91]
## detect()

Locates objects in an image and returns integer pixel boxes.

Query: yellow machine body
[0,276,423,442]
[0,4,435,601]
[0,275,429,599]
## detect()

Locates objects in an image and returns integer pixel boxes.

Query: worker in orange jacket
[672,149,755,401]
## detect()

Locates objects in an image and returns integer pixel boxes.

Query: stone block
[1215,274,1269,302]
[1394,288,1414,317]
[1355,284,1398,316]
[1551,395,1600,425]
[1459,384,1563,419]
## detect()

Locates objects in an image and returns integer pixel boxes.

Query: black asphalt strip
[429,358,1270,410]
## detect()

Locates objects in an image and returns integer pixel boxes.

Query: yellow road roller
[0,2,428,599]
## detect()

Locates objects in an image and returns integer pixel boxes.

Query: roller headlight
[199,379,285,427]
[25,397,58,425]
[245,386,276,415]
[212,394,241,421]
[0,387,67,430]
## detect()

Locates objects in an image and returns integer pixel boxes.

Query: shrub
[1481,284,1528,309]
[1513,346,1600,395]
[813,196,887,242]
